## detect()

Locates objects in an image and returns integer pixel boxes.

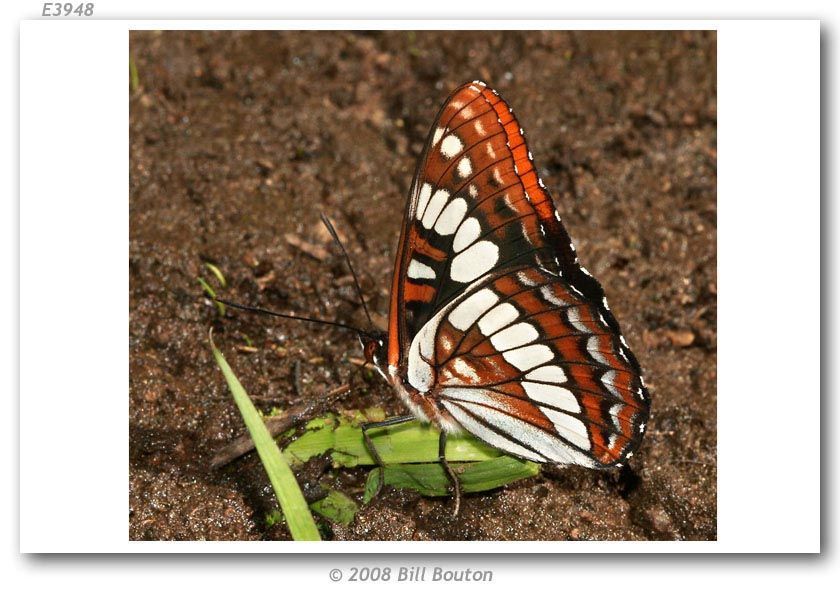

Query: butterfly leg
[438,431,462,517]
[361,415,416,496]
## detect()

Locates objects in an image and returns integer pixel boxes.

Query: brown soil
[129,30,717,541]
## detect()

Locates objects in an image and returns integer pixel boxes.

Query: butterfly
[356,81,650,502]
[220,80,650,512]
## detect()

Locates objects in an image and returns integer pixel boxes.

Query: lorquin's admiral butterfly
[222,80,650,513]
[357,81,650,506]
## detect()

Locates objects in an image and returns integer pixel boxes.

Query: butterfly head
[359,331,388,379]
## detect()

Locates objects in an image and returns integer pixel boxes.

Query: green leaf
[265,509,284,527]
[363,468,382,505]
[309,489,358,525]
[380,463,450,497]
[210,331,320,541]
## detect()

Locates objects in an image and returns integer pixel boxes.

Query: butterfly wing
[387,81,573,363]
[387,81,649,466]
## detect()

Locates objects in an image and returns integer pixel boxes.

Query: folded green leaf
[285,413,541,502]
[364,456,540,499]
[284,415,503,467]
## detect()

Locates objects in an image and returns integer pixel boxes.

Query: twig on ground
[210,383,351,469]
[284,233,330,261]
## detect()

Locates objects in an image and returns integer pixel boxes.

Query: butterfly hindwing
[425,266,648,466]
[386,81,650,466]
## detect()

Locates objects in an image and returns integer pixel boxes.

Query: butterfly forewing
[386,81,649,467]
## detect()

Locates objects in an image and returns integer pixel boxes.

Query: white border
[17,19,820,554]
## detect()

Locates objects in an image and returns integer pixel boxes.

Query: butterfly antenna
[319,213,375,329]
[214,297,368,337]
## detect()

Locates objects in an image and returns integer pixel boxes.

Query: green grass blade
[197,277,225,316]
[210,331,321,541]
[197,276,216,298]
[204,262,227,288]
[129,57,139,92]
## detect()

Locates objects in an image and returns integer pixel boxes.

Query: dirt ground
[129,30,717,541]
